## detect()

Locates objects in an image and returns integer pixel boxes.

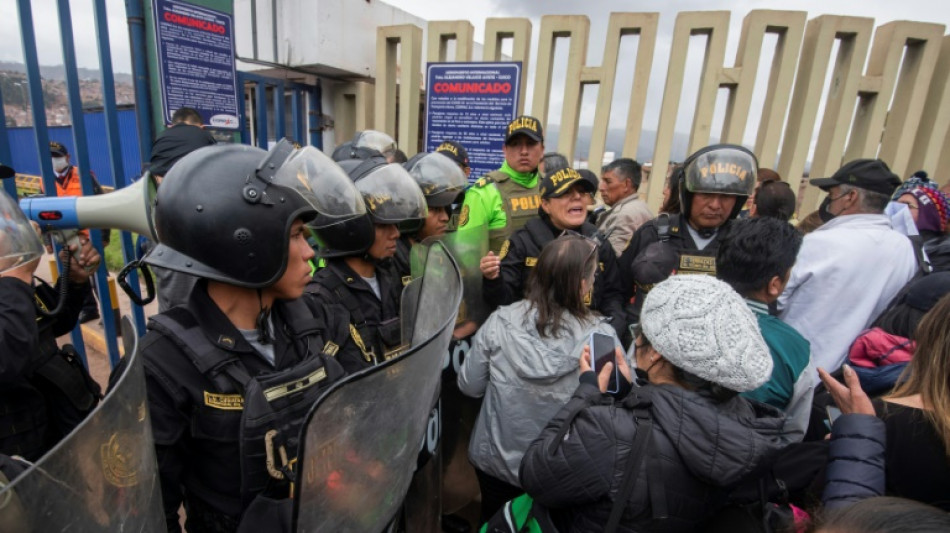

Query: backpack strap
[605,389,655,533]
[655,213,672,243]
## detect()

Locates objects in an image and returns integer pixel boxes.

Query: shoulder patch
[204,391,245,410]
[322,341,339,357]
[475,177,490,188]
[499,239,511,259]
[525,257,537,267]
[459,204,470,227]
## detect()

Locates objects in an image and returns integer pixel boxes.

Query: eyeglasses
[896,201,919,210]
[558,229,599,256]
[826,189,852,203]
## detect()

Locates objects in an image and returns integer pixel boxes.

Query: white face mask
[52,157,68,172]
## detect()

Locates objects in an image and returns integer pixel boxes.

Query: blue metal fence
[5,108,143,188]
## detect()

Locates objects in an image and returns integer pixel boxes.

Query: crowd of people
[2,107,950,533]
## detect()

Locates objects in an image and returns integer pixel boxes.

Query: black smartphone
[590,332,619,393]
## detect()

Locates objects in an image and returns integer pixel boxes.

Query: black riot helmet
[331,130,398,163]
[311,160,427,257]
[677,144,757,223]
[404,151,468,208]
[146,141,357,288]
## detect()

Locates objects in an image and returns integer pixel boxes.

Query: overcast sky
[3,0,949,154]
[384,0,950,152]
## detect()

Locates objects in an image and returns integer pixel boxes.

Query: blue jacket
[822,413,886,510]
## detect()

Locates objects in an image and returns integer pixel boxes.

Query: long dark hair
[524,235,598,338]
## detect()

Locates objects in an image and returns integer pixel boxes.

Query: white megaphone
[18,173,158,241]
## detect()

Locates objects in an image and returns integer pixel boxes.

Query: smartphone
[826,405,842,426]
[590,332,619,393]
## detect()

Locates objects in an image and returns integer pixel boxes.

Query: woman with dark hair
[521,275,785,531]
[459,234,620,523]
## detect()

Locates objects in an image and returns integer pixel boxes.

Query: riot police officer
[331,129,399,164]
[618,144,757,326]
[393,151,468,284]
[306,161,428,374]
[137,142,351,532]
[0,187,101,461]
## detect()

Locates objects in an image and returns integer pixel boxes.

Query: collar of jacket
[499,160,538,187]
[185,280,259,354]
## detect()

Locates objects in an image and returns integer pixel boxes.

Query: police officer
[137,142,349,532]
[393,151,468,283]
[0,187,101,461]
[331,129,399,164]
[459,115,544,253]
[618,144,756,325]
[480,167,627,336]
[306,161,428,374]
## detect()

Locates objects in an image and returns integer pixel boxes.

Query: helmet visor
[409,153,467,207]
[356,164,428,224]
[0,189,44,275]
[683,147,757,196]
[272,146,367,228]
[355,130,397,159]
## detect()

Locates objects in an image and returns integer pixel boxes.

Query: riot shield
[412,224,490,519]
[294,242,462,532]
[0,316,164,532]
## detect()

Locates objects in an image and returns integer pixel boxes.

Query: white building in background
[231,0,487,152]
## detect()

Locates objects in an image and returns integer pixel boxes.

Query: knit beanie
[641,275,773,392]
[892,173,950,233]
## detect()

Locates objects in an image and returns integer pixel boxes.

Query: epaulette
[474,176,495,188]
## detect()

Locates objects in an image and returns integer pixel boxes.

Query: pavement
[37,250,159,387]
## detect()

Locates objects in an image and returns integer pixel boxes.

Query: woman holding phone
[458,234,620,523]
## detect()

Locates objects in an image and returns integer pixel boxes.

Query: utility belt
[149,301,343,529]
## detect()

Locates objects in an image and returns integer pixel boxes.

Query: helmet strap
[256,289,273,345]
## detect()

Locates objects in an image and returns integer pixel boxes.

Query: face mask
[818,196,836,223]
[52,157,68,172]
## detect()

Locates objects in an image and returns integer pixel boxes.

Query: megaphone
[18,173,158,241]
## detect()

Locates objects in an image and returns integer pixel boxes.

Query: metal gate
[2,0,149,368]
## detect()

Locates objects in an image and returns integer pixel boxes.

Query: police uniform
[618,213,728,324]
[305,258,405,374]
[482,217,628,337]
[392,236,413,287]
[141,282,344,532]
[459,116,544,253]
[0,275,95,461]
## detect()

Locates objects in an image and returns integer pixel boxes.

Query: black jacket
[0,276,87,460]
[482,217,627,336]
[140,283,344,532]
[822,413,886,510]
[304,258,403,374]
[148,123,216,176]
[618,214,729,325]
[520,381,785,532]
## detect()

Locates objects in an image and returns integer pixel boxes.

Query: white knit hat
[641,275,772,392]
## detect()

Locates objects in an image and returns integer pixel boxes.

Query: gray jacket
[596,192,654,256]
[458,300,618,485]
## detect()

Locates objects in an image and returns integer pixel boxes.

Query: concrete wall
[363,11,949,213]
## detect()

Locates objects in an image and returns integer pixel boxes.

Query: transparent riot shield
[412,224,490,520]
[0,316,164,532]
[294,242,462,532]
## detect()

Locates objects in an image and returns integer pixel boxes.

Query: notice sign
[424,62,522,182]
[154,0,240,129]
